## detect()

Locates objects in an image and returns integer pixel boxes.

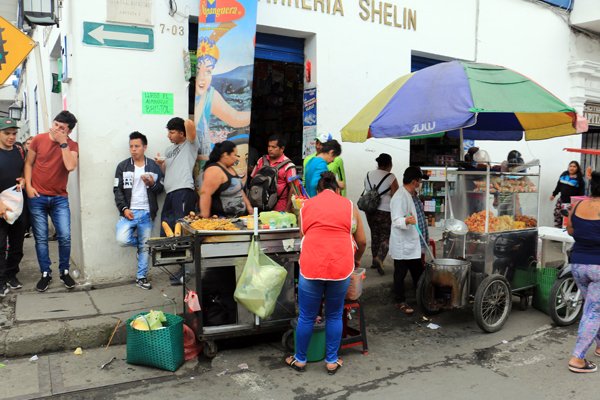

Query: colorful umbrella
[342,61,579,143]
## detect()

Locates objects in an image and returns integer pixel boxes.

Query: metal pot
[427,258,471,308]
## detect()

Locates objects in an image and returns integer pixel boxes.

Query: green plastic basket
[511,268,537,289]
[533,268,559,314]
[126,312,184,372]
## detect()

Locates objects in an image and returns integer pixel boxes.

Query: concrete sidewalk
[0,237,395,358]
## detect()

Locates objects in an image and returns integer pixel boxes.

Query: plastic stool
[340,299,368,355]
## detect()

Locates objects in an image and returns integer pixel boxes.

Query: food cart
[417,161,541,332]
[148,217,300,358]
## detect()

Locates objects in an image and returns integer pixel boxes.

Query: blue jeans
[116,210,153,279]
[28,195,71,274]
[295,275,350,364]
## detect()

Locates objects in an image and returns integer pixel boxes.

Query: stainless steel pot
[427,258,471,308]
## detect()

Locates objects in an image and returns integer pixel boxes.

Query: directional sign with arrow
[83,22,154,50]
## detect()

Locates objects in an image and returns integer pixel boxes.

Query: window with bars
[582,128,600,171]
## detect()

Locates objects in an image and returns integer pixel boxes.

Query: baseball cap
[403,166,429,181]
[0,119,19,130]
[316,132,333,143]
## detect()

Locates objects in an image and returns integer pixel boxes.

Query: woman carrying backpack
[362,154,398,275]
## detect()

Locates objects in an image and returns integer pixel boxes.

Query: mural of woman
[194,36,251,159]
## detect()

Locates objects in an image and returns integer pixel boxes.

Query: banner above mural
[195,0,257,185]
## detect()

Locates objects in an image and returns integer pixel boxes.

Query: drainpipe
[474,0,480,62]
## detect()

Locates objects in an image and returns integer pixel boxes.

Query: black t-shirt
[0,145,25,192]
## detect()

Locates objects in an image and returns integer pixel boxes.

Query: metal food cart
[148,223,300,358]
[417,162,541,332]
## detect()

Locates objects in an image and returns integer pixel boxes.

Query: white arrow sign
[88,25,149,44]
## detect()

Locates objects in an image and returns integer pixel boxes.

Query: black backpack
[248,156,293,211]
[357,172,392,213]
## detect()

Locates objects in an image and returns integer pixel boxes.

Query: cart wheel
[416,273,441,316]
[549,274,583,326]
[518,295,529,311]
[473,275,512,333]
[282,329,295,352]
[203,340,218,359]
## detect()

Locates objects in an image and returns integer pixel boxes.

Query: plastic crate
[532,268,559,314]
[511,268,537,289]
[126,312,184,372]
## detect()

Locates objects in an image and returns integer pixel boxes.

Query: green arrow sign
[83,22,153,50]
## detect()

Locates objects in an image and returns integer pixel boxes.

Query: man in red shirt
[24,111,79,292]
[250,134,297,212]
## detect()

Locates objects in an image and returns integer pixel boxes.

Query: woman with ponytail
[285,172,366,375]
[199,140,252,217]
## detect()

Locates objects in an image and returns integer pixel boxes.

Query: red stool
[340,299,368,355]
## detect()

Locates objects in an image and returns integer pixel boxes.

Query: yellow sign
[0,17,35,85]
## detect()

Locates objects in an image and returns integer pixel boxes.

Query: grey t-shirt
[163,140,198,193]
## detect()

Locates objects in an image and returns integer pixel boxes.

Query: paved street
[1,298,595,400]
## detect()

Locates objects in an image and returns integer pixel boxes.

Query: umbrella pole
[459,128,464,161]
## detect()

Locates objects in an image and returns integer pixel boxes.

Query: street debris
[0,363,5,368]
[29,355,38,362]
[238,363,249,370]
[421,316,431,322]
[100,357,117,369]
[217,369,229,376]
[105,319,122,349]
[74,347,83,355]
[426,323,440,330]
[501,340,509,344]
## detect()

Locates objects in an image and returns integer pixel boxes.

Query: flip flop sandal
[568,359,597,373]
[396,303,414,315]
[285,356,306,372]
[327,360,343,375]
[594,349,600,357]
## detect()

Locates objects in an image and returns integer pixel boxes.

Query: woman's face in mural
[196,60,214,96]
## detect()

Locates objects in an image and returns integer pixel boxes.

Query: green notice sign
[142,92,173,115]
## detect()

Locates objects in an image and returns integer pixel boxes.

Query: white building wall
[17,0,600,282]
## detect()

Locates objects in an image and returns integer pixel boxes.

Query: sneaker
[36,272,52,292]
[7,277,23,290]
[0,282,8,297]
[136,277,152,290]
[60,271,76,289]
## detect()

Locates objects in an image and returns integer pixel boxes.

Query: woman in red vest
[285,172,366,374]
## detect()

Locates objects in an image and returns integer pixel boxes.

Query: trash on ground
[217,369,229,376]
[0,363,5,368]
[426,323,440,330]
[105,319,122,349]
[74,347,83,355]
[238,363,249,370]
[29,355,39,362]
[100,357,116,369]
[421,316,431,322]
[501,340,508,344]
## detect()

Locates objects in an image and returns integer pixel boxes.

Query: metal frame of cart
[148,224,301,358]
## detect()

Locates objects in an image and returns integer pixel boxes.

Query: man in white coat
[389,166,429,315]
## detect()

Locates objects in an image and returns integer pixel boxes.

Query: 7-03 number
[160,24,184,36]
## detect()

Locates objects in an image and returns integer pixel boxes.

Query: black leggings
[393,258,423,303]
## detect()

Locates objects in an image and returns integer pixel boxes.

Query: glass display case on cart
[418,161,541,332]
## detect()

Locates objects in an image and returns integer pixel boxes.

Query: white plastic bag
[0,186,24,224]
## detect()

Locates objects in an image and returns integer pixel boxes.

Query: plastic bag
[183,324,202,361]
[234,237,287,318]
[0,186,23,225]
[346,268,366,300]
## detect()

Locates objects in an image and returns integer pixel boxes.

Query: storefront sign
[259,0,417,31]
[584,102,600,127]
[107,0,153,26]
[142,92,174,115]
[194,0,258,185]
[0,17,36,85]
